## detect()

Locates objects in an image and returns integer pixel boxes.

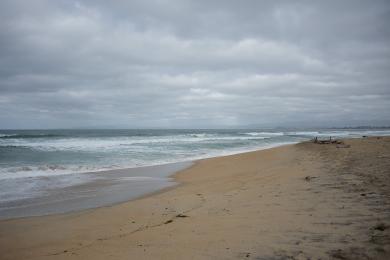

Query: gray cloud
[0,0,389,128]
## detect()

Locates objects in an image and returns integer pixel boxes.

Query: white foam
[0,135,271,152]
[0,141,295,180]
[1,130,389,181]
[0,134,16,138]
[0,165,112,180]
[243,132,284,136]
[285,130,390,138]
[286,131,320,136]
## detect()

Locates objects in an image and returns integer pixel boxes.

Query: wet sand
[0,162,192,220]
[1,137,390,259]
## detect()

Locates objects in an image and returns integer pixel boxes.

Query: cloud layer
[1,0,389,128]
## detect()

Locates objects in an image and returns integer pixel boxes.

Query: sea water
[0,128,389,218]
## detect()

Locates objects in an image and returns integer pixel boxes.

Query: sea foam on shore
[1,128,390,218]
[2,128,390,179]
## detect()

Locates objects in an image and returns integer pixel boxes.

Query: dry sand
[1,137,389,259]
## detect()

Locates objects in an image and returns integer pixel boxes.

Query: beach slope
[1,137,390,259]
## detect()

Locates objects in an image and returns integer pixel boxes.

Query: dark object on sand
[374,223,388,231]
[164,219,173,224]
[176,214,189,218]
[304,176,316,182]
[313,136,344,145]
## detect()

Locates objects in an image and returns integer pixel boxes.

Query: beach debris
[164,219,173,224]
[329,249,349,260]
[313,136,344,145]
[304,176,317,182]
[374,223,388,231]
[176,213,189,218]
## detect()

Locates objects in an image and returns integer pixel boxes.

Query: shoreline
[132,142,299,211]
[0,161,192,220]
[0,142,296,221]
[1,136,389,259]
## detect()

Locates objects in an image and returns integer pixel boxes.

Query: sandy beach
[1,136,389,259]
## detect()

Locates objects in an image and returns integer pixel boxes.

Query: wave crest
[0,133,63,139]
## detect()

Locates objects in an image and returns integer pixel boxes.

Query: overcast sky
[0,0,389,129]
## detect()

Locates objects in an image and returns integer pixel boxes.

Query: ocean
[1,128,389,218]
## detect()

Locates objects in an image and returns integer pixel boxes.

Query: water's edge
[1,133,388,220]
[0,141,299,220]
[0,161,193,220]
[0,139,303,220]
